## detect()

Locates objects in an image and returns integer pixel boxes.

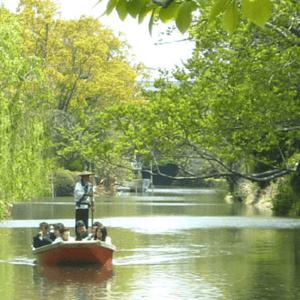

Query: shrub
[272,174,300,216]
[52,169,75,196]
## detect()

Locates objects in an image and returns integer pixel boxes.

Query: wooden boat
[32,240,116,270]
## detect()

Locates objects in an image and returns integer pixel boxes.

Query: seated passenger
[93,226,103,241]
[53,223,65,240]
[75,220,88,241]
[32,222,53,248]
[54,227,74,243]
[93,224,111,243]
[92,221,101,234]
[85,221,102,240]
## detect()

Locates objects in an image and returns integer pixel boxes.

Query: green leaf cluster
[99,0,273,34]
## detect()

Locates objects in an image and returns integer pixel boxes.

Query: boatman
[74,171,95,237]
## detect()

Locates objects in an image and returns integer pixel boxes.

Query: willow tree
[0,9,53,218]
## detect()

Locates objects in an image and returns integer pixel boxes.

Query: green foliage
[127,0,146,18]
[242,0,272,27]
[222,2,239,33]
[0,8,53,217]
[290,169,300,195]
[74,0,300,208]
[15,0,142,175]
[105,0,119,15]
[99,0,274,33]
[2,0,298,221]
[272,175,300,216]
[0,0,141,219]
[116,0,129,20]
[0,200,9,220]
[159,1,180,23]
[52,169,75,196]
[209,0,230,23]
[175,1,194,34]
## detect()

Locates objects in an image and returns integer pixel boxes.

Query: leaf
[148,9,156,36]
[116,0,128,21]
[222,2,239,33]
[208,0,230,23]
[138,4,151,24]
[242,0,272,27]
[105,0,119,15]
[127,0,146,18]
[175,1,194,34]
[159,2,180,23]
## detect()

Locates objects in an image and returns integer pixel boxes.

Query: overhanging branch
[147,145,296,183]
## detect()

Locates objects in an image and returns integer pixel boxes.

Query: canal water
[1,187,300,299]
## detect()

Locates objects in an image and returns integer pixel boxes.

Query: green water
[1,187,300,299]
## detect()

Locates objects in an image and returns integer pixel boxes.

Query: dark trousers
[75,208,89,238]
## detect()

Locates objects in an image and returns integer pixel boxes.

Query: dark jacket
[49,232,56,241]
[33,233,53,248]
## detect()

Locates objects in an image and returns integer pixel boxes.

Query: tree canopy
[16,0,143,172]
[0,0,143,217]
[0,0,299,218]
[82,0,300,186]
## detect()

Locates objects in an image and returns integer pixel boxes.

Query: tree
[98,0,274,34]
[85,0,300,187]
[0,8,53,218]
[16,0,143,170]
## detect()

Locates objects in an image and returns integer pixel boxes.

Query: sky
[1,0,194,78]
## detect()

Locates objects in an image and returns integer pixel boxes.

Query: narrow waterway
[1,187,300,299]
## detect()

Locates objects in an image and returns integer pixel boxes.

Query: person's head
[39,222,49,235]
[54,223,65,237]
[92,221,102,234]
[59,227,71,241]
[76,220,87,234]
[79,171,94,183]
[94,226,103,240]
[94,225,107,241]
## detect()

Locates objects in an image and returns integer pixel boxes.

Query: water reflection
[125,267,223,300]
[32,265,113,299]
[35,265,113,284]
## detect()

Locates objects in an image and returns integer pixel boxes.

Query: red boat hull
[33,241,116,270]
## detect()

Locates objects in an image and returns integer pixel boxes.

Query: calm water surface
[1,187,300,299]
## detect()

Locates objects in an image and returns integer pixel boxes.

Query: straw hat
[78,170,95,176]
